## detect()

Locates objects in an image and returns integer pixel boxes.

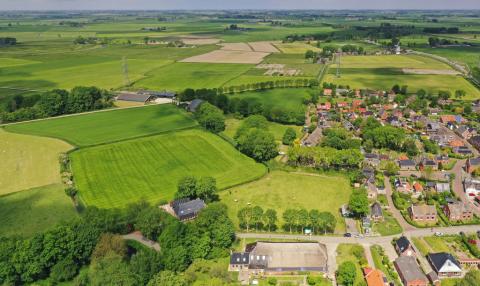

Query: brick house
[443,201,473,221]
[409,204,437,223]
[394,256,428,286]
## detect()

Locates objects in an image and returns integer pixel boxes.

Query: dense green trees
[337,261,356,286]
[348,189,369,218]
[282,127,297,145]
[175,176,218,202]
[234,115,278,162]
[363,125,406,151]
[1,86,113,123]
[322,128,361,150]
[456,270,480,286]
[195,102,225,133]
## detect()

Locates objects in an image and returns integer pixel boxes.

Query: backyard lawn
[71,129,266,208]
[372,212,403,236]
[0,184,78,237]
[336,244,366,286]
[220,171,351,233]
[6,104,197,146]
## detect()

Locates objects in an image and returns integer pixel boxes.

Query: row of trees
[0,201,235,285]
[1,87,114,123]
[237,206,336,234]
[287,146,363,170]
[175,176,218,203]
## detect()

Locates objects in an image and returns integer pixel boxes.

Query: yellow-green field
[275,42,321,54]
[0,129,72,195]
[220,171,351,233]
[336,55,452,69]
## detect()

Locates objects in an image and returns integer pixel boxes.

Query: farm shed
[116,92,154,103]
[187,99,204,113]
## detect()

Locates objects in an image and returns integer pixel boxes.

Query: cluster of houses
[392,235,480,286]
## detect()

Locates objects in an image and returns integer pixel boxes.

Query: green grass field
[274,42,321,54]
[5,104,197,146]
[0,128,72,195]
[0,184,78,237]
[220,171,351,233]
[325,55,480,99]
[71,129,266,208]
[134,62,254,91]
[372,212,402,236]
[227,88,312,114]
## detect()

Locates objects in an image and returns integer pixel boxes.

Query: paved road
[384,176,416,231]
[236,224,480,244]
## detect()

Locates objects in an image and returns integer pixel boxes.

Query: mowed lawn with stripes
[5,104,197,146]
[70,129,266,208]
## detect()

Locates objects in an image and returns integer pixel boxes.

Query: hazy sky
[1,0,480,11]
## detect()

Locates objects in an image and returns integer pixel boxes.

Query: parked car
[344,233,352,237]
[434,232,444,236]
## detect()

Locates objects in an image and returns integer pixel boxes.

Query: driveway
[384,176,416,231]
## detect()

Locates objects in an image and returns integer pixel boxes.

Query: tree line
[0,201,235,285]
[1,86,114,123]
[287,146,363,170]
[237,206,336,234]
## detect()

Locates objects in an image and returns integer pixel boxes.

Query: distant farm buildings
[116,90,176,104]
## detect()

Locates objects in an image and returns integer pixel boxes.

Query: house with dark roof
[427,253,462,278]
[394,256,428,286]
[395,236,415,257]
[171,198,206,221]
[453,146,472,156]
[187,99,204,112]
[398,159,416,171]
[229,252,250,271]
[419,158,438,171]
[469,135,480,151]
[456,125,476,140]
[370,202,383,222]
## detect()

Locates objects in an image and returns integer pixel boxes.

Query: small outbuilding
[187,99,204,113]
[171,198,206,221]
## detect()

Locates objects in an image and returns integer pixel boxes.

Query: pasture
[5,104,197,146]
[0,184,78,237]
[0,129,72,195]
[71,129,266,208]
[220,171,351,233]
[325,54,480,98]
[274,42,321,54]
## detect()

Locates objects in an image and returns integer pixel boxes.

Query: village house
[466,157,480,173]
[394,256,428,286]
[323,89,333,96]
[171,198,206,221]
[370,202,383,222]
[317,102,331,111]
[427,253,463,278]
[440,115,463,125]
[464,178,480,198]
[395,177,412,195]
[469,135,480,151]
[187,99,204,112]
[229,242,328,276]
[419,158,438,171]
[367,182,378,200]
[435,182,451,193]
[453,146,472,156]
[408,204,437,223]
[426,122,441,134]
[363,267,389,286]
[449,139,465,148]
[364,153,380,167]
[412,182,424,198]
[395,236,415,256]
[455,125,476,140]
[435,155,450,166]
[399,159,417,171]
[443,201,473,221]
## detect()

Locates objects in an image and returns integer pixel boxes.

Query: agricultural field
[5,104,197,146]
[325,54,480,99]
[274,42,321,54]
[220,171,351,233]
[0,184,78,237]
[0,128,72,195]
[134,62,254,91]
[71,129,266,208]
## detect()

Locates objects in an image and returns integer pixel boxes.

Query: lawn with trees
[71,129,266,208]
[220,171,351,233]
